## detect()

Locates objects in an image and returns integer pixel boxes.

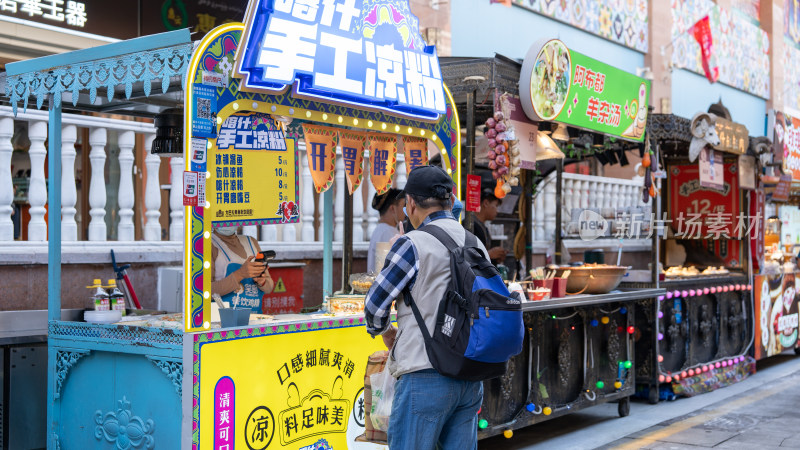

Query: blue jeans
[388,369,483,450]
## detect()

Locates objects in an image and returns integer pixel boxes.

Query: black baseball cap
[402,165,454,199]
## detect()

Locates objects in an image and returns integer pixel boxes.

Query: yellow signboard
[209,112,298,227]
[197,322,387,449]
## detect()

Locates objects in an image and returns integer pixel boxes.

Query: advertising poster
[669,161,743,267]
[210,112,299,227]
[197,323,387,450]
[699,148,723,191]
[519,39,650,142]
[754,273,800,360]
[466,174,481,212]
[775,112,800,180]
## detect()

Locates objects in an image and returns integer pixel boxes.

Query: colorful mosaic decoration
[786,0,800,47]
[785,45,800,110]
[672,357,756,397]
[732,0,760,22]
[671,0,770,99]
[512,0,649,53]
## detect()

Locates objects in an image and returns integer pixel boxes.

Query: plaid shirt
[365,210,455,336]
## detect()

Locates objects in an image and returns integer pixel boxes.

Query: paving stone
[712,432,787,449]
[656,427,739,447]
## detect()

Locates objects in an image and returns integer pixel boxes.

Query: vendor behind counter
[211,227,274,311]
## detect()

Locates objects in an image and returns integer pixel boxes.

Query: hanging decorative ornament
[302,124,338,193]
[338,130,368,194]
[368,133,398,195]
[402,136,429,173]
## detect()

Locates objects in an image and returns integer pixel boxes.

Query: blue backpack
[404,225,525,381]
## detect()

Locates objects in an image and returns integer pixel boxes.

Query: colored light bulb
[673,290,681,298]
[666,376,672,383]
[596,381,604,389]
[543,407,552,416]
[624,360,632,369]
[614,381,622,389]
[681,290,689,297]
[601,316,610,324]
[673,374,680,381]
[688,369,695,376]
[658,295,665,301]
[715,362,721,368]
[627,326,635,334]
[658,311,664,319]
[702,365,708,372]
[666,292,673,299]
[681,371,688,378]
[478,419,488,429]
[620,307,627,314]
[504,429,513,439]
[526,403,536,412]
[658,354,664,362]
[710,287,717,293]
[689,289,696,297]
[657,332,664,340]
[659,375,665,382]
[591,319,599,327]
[703,288,710,294]
[477,407,481,415]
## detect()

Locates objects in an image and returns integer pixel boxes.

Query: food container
[329,295,366,314]
[555,264,628,295]
[349,273,376,294]
[550,278,567,298]
[532,279,554,291]
[219,308,251,328]
[528,288,551,301]
[84,309,123,324]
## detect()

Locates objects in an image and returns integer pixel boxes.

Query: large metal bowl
[556,265,628,295]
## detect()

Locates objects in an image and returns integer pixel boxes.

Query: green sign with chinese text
[519,39,650,142]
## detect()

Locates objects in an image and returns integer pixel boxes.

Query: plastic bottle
[87,279,109,311]
[108,279,126,316]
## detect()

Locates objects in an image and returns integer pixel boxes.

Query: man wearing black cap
[365,165,487,450]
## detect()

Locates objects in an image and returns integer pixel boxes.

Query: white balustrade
[87,127,108,241]
[0,118,14,240]
[531,172,644,241]
[117,131,136,241]
[261,224,277,241]
[334,151,344,242]
[61,125,78,241]
[396,154,407,188]
[143,135,161,241]
[365,168,378,240]
[299,142,315,242]
[28,121,48,241]
[353,182,364,242]
[169,156,183,241]
[242,225,258,239]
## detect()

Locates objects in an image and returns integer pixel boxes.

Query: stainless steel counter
[0,309,83,345]
[521,288,666,311]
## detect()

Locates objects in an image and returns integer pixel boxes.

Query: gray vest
[387,217,489,377]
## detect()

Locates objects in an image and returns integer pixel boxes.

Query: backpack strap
[403,289,435,345]
[418,223,480,250]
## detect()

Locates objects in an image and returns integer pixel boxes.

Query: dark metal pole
[464,89,476,232]
[555,158,563,264]
[342,188,353,292]
[524,170,533,273]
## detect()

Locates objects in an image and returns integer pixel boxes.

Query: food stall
[4,1,463,448]
[635,109,756,403]
[752,110,800,360]
[440,42,665,439]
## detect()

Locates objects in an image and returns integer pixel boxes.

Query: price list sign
[210,112,298,226]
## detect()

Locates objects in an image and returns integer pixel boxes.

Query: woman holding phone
[211,227,275,312]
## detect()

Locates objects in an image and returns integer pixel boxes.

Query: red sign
[690,16,719,83]
[773,174,792,202]
[466,175,481,212]
[261,265,304,315]
[754,273,800,360]
[668,162,743,267]
[750,186,765,273]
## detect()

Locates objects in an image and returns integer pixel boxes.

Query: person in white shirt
[367,188,406,273]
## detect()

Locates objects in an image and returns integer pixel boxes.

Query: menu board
[210,112,299,227]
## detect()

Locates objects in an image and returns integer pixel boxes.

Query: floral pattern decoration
[512,0,649,52]
[671,0,770,99]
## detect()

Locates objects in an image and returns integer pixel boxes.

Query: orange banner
[368,134,397,195]
[302,124,338,193]
[402,136,429,173]
[338,130,368,194]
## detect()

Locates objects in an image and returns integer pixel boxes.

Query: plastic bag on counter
[369,365,396,432]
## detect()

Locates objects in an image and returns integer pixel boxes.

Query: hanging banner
[466,174,481,212]
[368,134,397,195]
[754,273,800,360]
[338,130,368,195]
[689,16,719,84]
[402,136,429,173]
[519,39,650,142]
[739,155,756,190]
[302,124,338,194]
